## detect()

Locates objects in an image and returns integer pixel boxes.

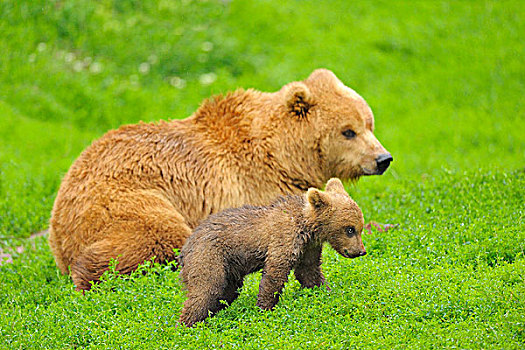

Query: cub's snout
[343,248,367,258]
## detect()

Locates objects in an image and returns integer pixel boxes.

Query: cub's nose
[375,153,393,174]
[359,251,367,257]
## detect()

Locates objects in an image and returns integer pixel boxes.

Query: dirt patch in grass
[0,229,48,265]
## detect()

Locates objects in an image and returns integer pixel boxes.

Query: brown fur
[48,69,390,290]
[179,178,366,327]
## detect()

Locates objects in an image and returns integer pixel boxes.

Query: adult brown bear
[48,69,392,290]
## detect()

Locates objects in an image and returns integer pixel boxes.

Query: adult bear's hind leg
[71,189,192,291]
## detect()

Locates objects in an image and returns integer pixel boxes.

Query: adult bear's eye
[346,226,356,236]
[342,129,356,139]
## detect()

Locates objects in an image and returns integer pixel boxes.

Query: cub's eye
[346,226,356,236]
[342,129,356,139]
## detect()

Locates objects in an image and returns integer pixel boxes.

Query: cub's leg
[71,190,192,291]
[221,279,244,309]
[179,255,227,327]
[294,244,326,289]
[179,294,223,327]
[256,254,294,310]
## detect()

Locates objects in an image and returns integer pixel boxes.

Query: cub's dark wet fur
[179,178,366,327]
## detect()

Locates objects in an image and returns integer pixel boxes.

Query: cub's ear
[306,188,329,210]
[283,82,314,119]
[325,178,346,194]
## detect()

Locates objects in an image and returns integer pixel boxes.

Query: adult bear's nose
[375,153,393,174]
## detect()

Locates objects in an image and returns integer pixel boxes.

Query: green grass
[1,0,524,348]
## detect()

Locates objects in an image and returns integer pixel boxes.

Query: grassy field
[1,0,524,348]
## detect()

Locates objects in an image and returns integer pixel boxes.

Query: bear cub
[179,178,367,327]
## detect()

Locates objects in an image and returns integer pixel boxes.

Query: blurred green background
[0,1,523,348]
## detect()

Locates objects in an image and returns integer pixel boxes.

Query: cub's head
[305,178,366,258]
[280,69,392,180]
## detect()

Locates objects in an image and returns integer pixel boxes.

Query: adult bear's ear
[306,188,329,210]
[325,178,346,194]
[283,82,314,119]
[307,68,340,84]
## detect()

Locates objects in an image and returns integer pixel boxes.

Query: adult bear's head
[277,68,393,182]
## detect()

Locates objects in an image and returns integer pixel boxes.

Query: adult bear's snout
[375,153,393,174]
